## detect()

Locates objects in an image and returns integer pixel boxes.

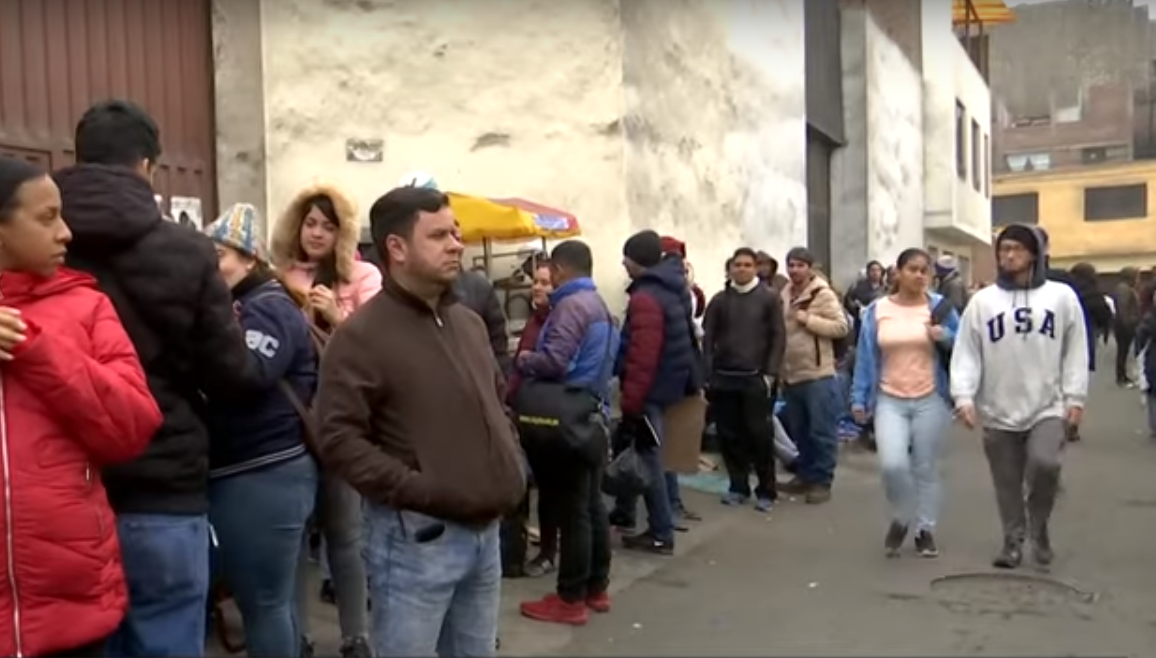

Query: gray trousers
[982,417,1066,544]
[297,475,369,640]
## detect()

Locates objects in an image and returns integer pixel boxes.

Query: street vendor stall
[446,192,581,335]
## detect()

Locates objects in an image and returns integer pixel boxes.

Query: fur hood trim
[271,181,361,283]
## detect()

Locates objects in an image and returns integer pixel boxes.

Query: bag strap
[278,379,320,453]
[930,296,953,326]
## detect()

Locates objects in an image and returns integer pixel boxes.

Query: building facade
[0,0,1006,301]
[993,160,1156,272]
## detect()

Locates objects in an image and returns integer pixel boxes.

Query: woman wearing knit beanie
[203,203,322,657]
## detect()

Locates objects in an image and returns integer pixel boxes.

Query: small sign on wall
[346,138,384,163]
[171,196,204,231]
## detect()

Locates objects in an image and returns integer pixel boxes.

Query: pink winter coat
[270,181,382,318]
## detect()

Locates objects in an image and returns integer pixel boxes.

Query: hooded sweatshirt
[950,224,1089,431]
[271,181,382,320]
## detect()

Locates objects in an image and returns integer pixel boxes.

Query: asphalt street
[214,347,1156,657]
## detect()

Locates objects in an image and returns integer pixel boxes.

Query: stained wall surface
[214,0,813,304]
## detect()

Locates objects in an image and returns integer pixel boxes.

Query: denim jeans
[364,504,501,657]
[106,514,210,657]
[612,406,675,542]
[209,454,318,657]
[873,393,952,530]
[665,471,682,510]
[782,377,840,486]
[298,474,368,640]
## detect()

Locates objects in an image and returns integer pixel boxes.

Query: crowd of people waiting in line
[0,95,1112,658]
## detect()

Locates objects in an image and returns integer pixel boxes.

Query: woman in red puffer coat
[0,157,161,657]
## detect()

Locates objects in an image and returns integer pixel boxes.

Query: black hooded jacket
[55,164,256,515]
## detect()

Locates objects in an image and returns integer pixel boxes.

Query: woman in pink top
[850,248,960,560]
[270,181,379,658]
[271,182,382,328]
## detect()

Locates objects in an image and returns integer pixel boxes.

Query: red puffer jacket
[0,268,161,657]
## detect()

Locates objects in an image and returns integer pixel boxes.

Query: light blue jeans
[364,504,500,657]
[873,392,952,531]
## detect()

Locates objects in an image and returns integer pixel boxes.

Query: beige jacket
[781,275,849,385]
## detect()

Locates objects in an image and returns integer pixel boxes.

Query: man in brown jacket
[314,185,526,657]
[778,247,849,504]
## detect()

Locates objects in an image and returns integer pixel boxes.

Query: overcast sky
[1009,0,1156,9]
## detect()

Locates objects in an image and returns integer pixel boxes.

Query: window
[992,193,1040,227]
[955,101,966,180]
[983,134,991,198]
[971,119,980,191]
[1084,184,1148,222]
[1081,145,1130,165]
[958,255,972,284]
[1005,153,1051,172]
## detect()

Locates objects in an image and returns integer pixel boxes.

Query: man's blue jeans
[364,504,500,657]
[782,376,840,486]
[209,454,318,657]
[613,406,675,542]
[106,513,210,657]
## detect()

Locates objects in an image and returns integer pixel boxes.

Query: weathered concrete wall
[211,0,268,228]
[620,0,807,295]
[257,0,627,298]
[989,0,1151,118]
[865,12,923,266]
[833,6,923,282]
[238,0,810,304]
[830,4,870,287]
[922,0,991,245]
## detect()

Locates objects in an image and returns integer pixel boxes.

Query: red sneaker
[520,594,589,625]
[586,590,611,613]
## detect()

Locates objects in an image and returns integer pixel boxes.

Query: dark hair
[300,194,342,286]
[0,157,46,223]
[866,259,884,272]
[368,186,450,264]
[75,100,162,167]
[550,240,593,276]
[785,246,814,266]
[896,248,931,269]
[732,247,758,263]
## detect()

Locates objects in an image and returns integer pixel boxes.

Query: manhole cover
[930,572,1097,618]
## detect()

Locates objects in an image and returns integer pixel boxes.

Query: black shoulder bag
[512,314,614,466]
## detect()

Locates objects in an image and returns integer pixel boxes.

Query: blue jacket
[850,292,960,413]
[518,277,619,401]
[616,256,703,415]
[205,280,318,477]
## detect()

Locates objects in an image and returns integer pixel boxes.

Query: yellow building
[992,160,1156,272]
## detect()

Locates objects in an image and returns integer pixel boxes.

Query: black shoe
[300,636,316,658]
[914,529,939,558]
[608,509,636,531]
[992,539,1023,569]
[884,521,908,557]
[621,531,674,556]
[340,637,372,658]
[319,579,336,605]
[1032,526,1054,567]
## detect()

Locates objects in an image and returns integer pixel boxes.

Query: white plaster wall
[920,1,992,243]
[619,0,807,297]
[257,0,626,290]
[865,14,924,265]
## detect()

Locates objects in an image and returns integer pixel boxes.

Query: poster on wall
[170,196,203,231]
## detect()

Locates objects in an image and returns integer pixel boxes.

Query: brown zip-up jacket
[314,277,526,526]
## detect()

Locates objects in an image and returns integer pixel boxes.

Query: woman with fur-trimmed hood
[271,182,382,330]
[270,181,377,658]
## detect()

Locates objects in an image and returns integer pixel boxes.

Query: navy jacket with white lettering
[205,277,318,477]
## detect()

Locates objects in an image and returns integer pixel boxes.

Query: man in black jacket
[454,267,512,376]
[55,100,256,658]
[703,248,786,511]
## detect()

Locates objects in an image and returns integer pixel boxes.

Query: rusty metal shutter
[0,0,216,214]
